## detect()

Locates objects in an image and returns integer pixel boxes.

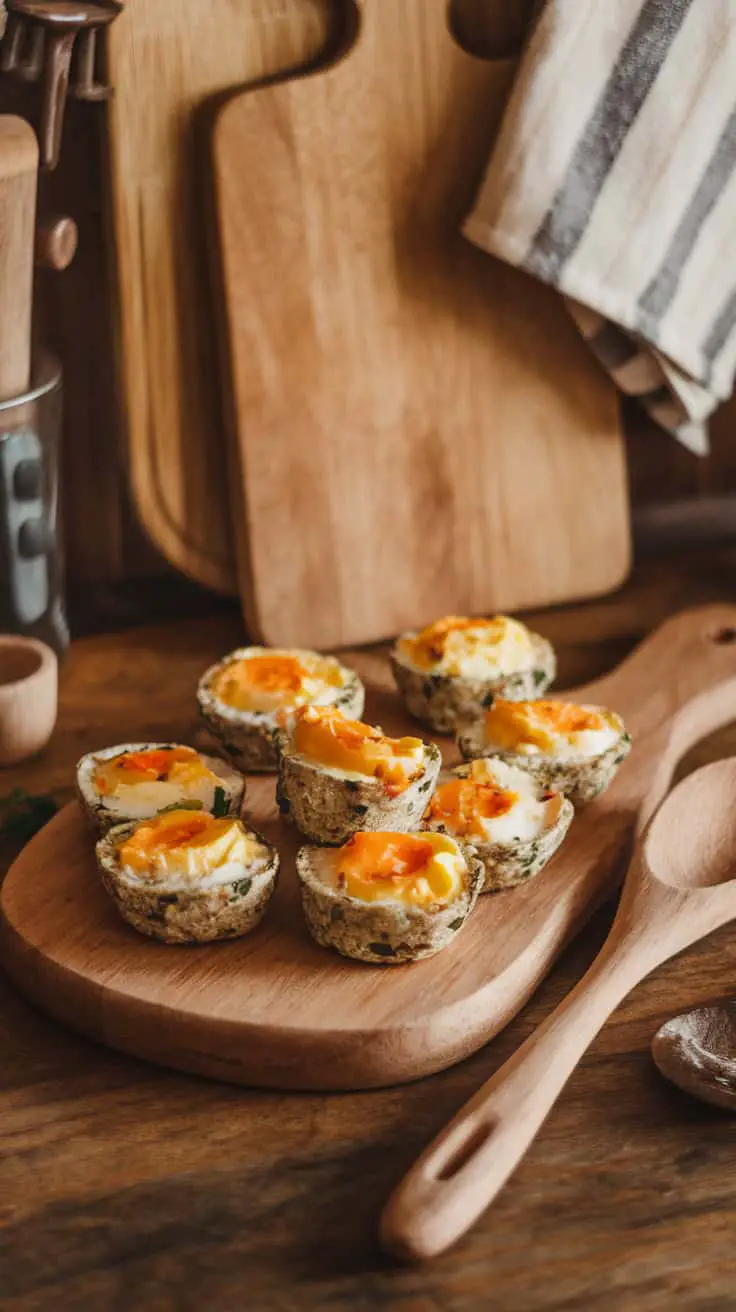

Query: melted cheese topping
[292,706,424,795]
[333,830,465,908]
[483,700,621,759]
[95,747,215,795]
[426,758,560,842]
[118,809,259,880]
[399,614,535,678]
[212,648,345,715]
[91,746,227,822]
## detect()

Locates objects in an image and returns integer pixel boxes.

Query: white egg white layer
[473,761,561,842]
[77,744,243,821]
[431,759,561,844]
[97,778,219,821]
[399,619,535,679]
[484,717,620,761]
[204,647,351,724]
[109,847,272,892]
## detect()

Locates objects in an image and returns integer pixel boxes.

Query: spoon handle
[380,935,646,1262]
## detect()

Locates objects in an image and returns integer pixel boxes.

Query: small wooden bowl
[0,636,57,765]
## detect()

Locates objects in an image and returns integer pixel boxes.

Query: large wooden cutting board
[211,0,629,647]
[3,607,735,1092]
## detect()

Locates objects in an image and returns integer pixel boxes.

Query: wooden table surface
[3,550,736,1311]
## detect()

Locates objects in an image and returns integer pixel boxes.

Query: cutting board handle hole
[712,627,736,645]
[448,0,533,61]
[434,1118,495,1180]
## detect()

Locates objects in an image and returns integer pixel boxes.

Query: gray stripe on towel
[703,284,736,377]
[525,0,694,281]
[638,103,736,327]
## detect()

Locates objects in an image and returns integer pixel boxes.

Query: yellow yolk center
[95,747,215,796]
[426,776,518,839]
[212,651,344,714]
[483,699,606,754]
[118,809,253,879]
[293,707,424,796]
[335,831,463,907]
[400,614,532,676]
[213,653,307,712]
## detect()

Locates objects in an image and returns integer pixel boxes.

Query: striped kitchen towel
[464,0,736,455]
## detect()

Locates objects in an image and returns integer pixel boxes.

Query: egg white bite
[277,705,442,845]
[76,743,245,834]
[423,758,573,892]
[457,699,631,807]
[296,830,483,965]
[197,646,365,773]
[390,615,556,734]
[96,808,279,944]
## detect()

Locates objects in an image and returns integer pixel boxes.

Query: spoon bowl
[653,1002,736,1110]
[645,761,736,890]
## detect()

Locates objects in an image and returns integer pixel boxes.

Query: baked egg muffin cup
[456,716,632,808]
[196,649,365,773]
[76,742,245,834]
[390,631,556,734]
[95,821,279,945]
[277,741,442,845]
[423,763,574,893]
[296,842,484,965]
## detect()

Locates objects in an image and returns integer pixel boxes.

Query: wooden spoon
[381,759,736,1262]
[652,1002,736,1111]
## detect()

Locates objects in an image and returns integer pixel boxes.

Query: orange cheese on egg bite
[482,699,617,757]
[404,615,484,667]
[399,614,533,677]
[118,809,252,879]
[95,747,216,796]
[212,651,343,714]
[292,706,424,796]
[335,831,464,907]
[426,773,518,840]
[214,653,306,712]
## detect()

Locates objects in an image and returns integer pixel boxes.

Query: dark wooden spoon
[652,1002,736,1110]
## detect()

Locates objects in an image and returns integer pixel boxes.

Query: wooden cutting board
[106,0,329,591]
[3,606,734,1092]
[211,0,629,647]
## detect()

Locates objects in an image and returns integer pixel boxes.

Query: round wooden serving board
[3,607,736,1091]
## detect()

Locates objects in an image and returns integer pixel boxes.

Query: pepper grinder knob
[35,213,78,270]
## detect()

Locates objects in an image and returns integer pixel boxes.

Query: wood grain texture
[212,0,628,646]
[3,604,736,1091]
[0,114,37,400]
[106,0,330,592]
[4,555,736,1307]
[384,760,736,1259]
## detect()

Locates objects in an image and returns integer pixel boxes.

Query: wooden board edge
[0,818,625,1092]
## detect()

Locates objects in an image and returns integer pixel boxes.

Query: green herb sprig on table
[0,788,58,844]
